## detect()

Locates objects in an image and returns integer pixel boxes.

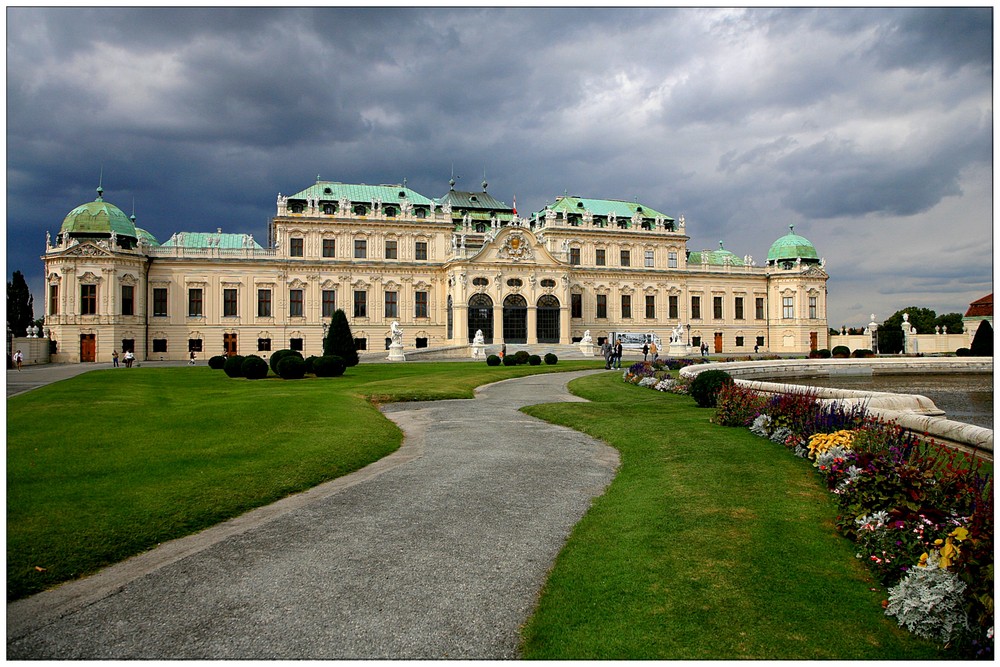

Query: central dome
[59,187,137,240]
[767,225,818,263]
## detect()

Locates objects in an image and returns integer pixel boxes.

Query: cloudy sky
[6,7,993,329]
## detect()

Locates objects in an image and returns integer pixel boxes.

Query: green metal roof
[437,188,511,212]
[161,231,262,249]
[287,181,435,206]
[134,227,160,246]
[688,241,745,267]
[544,195,674,222]
[767,226,818,262]
[59,189,137,238]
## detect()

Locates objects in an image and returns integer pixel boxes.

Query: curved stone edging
[680,358,993,458]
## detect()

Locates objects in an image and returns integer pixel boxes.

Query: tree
[883,307,937,335]
[933,312,964,334]
[6,271,34,338]
[324,309,359,367]
[970,320,992,356]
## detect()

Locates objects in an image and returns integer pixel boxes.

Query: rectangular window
[223,288,238,317]
[354,239,367,259]
[415,241,428,260]
[596,294,607,319]
[188,339,203,352]
[783,296,794,319]
[385,291,398,318]
[354,337,368,350]
[257,289,272,317]
[595,248,606,266]
[322,290,336,318]
[322,238,336,257]
[290,237,304,257]
[735,297,744,320]
[713,296,723,320]
[81,284,97,315]
[415,337,428,349]
[121,285,134,316]
[354,290,367,318]
[809,296,818,319]
[289,289,303,317]
[290,338,304,352]
[756,336,765,348]
[691,296,701,320]
[644,250,654,267]
[258,338,272,352]
[152,338,167,353]
[620,249,630,267]
[385,239,398,259]
[569,247,581,265]
[668,251,678,268]
[188,288,203,317]
[755,297,765,320]
[571,293,583,318]
[669,295,679,319]
[645,295,655,319]
[415,291,429,318]
[153,288,167,317]
[736,336,744,347]
[49,284,59,315]
[621,295,632,319]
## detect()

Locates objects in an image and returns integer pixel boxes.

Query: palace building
[41,177,830,362]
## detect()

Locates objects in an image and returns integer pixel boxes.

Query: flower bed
[711,383,993,658]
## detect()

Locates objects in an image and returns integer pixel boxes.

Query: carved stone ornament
[497,232,533,262]
[66,243,113,257]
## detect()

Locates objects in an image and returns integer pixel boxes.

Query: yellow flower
[917,552,929,567]
[939,538,959,569]
[933,538,943,546]
[949,527,969,541]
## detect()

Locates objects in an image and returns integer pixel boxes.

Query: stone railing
[680,358,993,459]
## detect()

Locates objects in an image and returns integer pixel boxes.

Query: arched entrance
[468,293,493,343]
[536,294,560,344]
[503,294,528,344]
[447,295,453,340]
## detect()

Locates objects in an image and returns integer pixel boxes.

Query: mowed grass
[519,372,943,660]
[7,360,600,601]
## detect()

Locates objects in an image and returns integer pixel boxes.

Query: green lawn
[6,360,599,601]
[519,372,943,660]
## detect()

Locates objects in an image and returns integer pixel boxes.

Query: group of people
[641,342,659,362]
[601,340,624,370]
[112,350,135,368]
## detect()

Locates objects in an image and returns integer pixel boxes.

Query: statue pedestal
[667,341,689,357]
[471,342,486,359]
[387,342,406,362]
[579,342,595,357]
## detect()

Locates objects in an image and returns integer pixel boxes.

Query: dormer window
[577,201,585,208]
[290,203,304,214]
[398,190,406,198]
[415,208,426,219]
[354,205,367,216]
[324,187,332,195]
[323,204,336,215]
[470,196,478,202]
[475,223,487,233]
[385,207,396,217]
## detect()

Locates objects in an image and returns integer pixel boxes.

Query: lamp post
[686,323,691,346]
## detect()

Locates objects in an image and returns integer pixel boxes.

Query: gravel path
[7,369,618,659]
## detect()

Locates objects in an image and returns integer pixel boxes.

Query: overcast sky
[6,6,993,330]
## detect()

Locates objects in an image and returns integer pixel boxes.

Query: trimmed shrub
[269,349,302,374]
[689,369,734,408]
[276,355,306,380]
[544,352,558,365]
[809,348,831,359]
[304,355,320,374]
[241,354,269,380]
[528,354,542,366]
[513,350,531,365]
[486,354,501,366]
[208,355,227,370]
[324,309,360,366]
[852,349,874,358]
[502,355,518,366]
[831,345,851,358]
[955,347,972,357]
[970,320,993,356]
[223,355,246,378]
[313,355,346,377]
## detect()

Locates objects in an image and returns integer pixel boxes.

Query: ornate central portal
[468,293,493,344]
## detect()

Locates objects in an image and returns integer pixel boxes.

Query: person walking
[650,341,658,362]
[124,350,134,368]
[642,343,649,361]
[13,349,23,372]
[112,350,120,367]
[613,340,623,369]
[500,342,506,360]
[189,350,196,366]
[601,340,612,369]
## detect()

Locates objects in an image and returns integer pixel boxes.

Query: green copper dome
[134,227,159,246]
[767,225,818,263]
[59,186,137,239]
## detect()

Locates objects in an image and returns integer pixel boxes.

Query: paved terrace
[7,367,619,659]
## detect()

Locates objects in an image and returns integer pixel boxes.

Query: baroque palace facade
[42,178,830,362]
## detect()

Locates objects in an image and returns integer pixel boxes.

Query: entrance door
[536,295,560,344]
[223,333,238,356]
[80,334,96,362]
[503,294,528,344]
[467,294,494,343]
[810,331,818,352]
[714,332,723,353]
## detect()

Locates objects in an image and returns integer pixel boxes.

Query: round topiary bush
[689,369,734,408]
[809,348,832,359]
[304,355,320,375]
[544,352,558,365]
[832,345,851,358]
[486,354,501,366]
[276,354,306,380]
[269,349,303,374]
[502,355,518,366]
[528,354,542,366]
[223,354,246,378]
[513,350,531,365]
[208,355,227,369]
[241,354,269,380]
[955,347,972,357]
[852,349,874,358]
[313,355,346,377]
